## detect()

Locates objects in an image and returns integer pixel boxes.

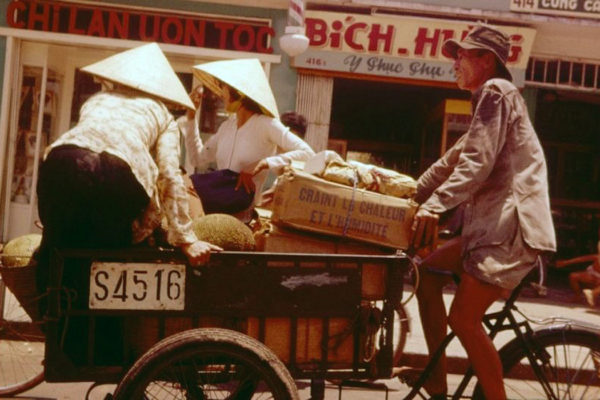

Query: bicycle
[0,257,45,396]
[395,261,600,400]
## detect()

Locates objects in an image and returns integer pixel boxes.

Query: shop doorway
[535,88,600,258]
[329,77,468,178]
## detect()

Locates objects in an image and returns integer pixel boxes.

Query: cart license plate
[89,262,185,310]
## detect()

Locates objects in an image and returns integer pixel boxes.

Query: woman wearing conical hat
[179,59,315,213]
[36,43,221,292]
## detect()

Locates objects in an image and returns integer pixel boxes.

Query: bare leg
[569,271,583,295]
[569,271,596,302]
[569,271,596,295]
[449,273,505,400]
[415,237,462,396]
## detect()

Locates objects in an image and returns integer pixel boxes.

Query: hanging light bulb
[279,0,309,57]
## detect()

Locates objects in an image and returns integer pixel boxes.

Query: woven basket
[0,260,40,321]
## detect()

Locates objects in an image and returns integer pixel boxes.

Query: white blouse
[180,112,315,203]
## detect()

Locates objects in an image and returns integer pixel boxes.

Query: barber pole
[288,0,304,27]
[279,0,309,57]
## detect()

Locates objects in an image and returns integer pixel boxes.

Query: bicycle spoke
[514,343,599,399]
[0,283,44,396]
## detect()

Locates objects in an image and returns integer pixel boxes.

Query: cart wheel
[0,280,45,396]
[113,328,299,400]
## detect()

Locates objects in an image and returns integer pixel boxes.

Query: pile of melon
[1,233,42,267]
[192,214,255,251]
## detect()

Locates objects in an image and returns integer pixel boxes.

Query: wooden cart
[38,247,408,399]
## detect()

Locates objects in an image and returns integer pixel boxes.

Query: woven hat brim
[193,59,279,118]
[443,39,512,82]
[81,43,195,110]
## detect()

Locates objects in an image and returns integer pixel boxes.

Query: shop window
[199,87,224,134]
[536,113,600,201]
[531,59,545,82]
[70,69,101,126]
[584,64,596,88]
[11,67,59,204]
[546,60,559,83]
[571,63,584,86]
[558,61,571,85]
[536,88,600,258]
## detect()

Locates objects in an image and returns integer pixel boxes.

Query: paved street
[5,278,600,400]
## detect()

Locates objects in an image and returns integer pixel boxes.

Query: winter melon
[192,214,255,251]
[1,233,42,267]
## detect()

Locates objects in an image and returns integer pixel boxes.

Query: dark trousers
[36,145,149,294]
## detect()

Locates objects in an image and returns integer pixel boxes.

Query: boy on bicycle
[409,23,556,400]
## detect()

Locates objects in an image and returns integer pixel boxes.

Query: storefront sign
[5,0,275,53]
[510,0,600,19]
[293,11,536,87]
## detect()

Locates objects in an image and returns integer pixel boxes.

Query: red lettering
[255,26,274,53]
[345,22,367,51]
[108,10,129,39]
[68,6,85,35]
[368,24,394,53]
[508,34,523,63]
[183,19,205,46]
[161,17,183,44]
[5,1,272,54]
[232,24,254,51]
[214,22,234,49]
[414,27,442,57]
[87,9,106,37]
[6,0,26,28]
[329,20,343,49]
[51,3,60,32]
[140,14,160,41]
[27,0,50,31]
[305,18,327,46]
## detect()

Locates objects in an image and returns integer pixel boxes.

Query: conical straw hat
[81,42,194,110]
[193,59,279,118]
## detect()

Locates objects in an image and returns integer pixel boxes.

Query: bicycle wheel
[473,327,600,399]
[0,280,45,396]
[392,303,410,366]
[113,327,299,400]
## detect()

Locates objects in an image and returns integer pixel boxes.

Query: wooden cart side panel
[44,249,408,383]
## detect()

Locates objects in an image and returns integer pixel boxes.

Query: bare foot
[583,289,596,307]
[394,366,446,397]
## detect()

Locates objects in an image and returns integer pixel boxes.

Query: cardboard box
[272,168,417,250]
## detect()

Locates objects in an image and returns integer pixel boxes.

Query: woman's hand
[251,159,269,176]
[181,240,222,267]
[410,207,439,249]
[186,86,203,118]
[235,172,256,194]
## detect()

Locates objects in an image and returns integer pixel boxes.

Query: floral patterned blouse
[46,90,197,246]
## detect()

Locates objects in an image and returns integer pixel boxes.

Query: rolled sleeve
[264,119,315,172]
[421,88,509,213]
[156,119,198,246]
